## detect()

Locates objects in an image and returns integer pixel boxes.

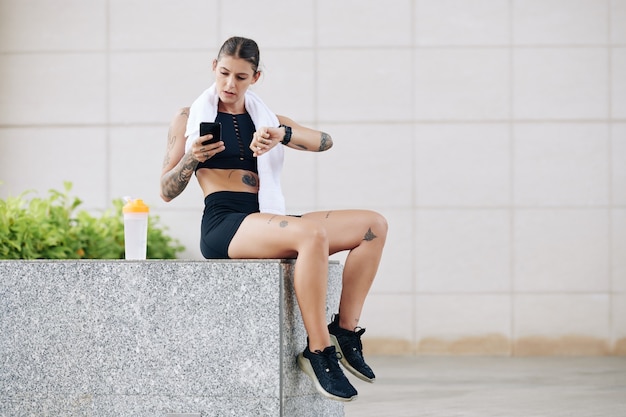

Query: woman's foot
[328,314,376,382]
[297,345,358,402]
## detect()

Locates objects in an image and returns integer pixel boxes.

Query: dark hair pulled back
[217,36,260,73]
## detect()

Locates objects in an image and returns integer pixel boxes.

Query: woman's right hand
[192,135,225,163]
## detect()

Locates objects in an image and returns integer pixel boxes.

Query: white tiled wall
[513,0,608,45]
[1,0,624,355]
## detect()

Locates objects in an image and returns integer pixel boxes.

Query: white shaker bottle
[122,198,149,260]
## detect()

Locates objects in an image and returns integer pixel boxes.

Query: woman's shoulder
[170,107,190,128]
[175,107,190,119]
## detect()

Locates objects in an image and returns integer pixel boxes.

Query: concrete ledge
[0,260,344,417]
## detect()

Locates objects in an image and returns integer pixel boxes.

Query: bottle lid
[123,198,149,213]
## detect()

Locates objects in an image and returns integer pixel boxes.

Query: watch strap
[279,124,292,145]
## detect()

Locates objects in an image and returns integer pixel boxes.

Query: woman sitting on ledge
[159,36,387,402]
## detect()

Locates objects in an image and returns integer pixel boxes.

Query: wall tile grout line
[606,0,615,352]
[509,0,516,357]
[104,0,112,207]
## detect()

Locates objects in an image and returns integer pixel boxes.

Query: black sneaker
[328,314,376,383]
[297,345,358,402]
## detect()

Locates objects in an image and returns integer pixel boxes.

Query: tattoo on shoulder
[319,132,333,151]
[363,227,377,241]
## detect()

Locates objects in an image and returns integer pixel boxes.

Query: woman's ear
[252,70,261,84]
[212,59,218,72]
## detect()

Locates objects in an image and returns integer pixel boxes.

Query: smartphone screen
[200,122,221,145]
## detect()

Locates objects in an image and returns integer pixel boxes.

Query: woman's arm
[160,108,196,202]
[277,115,333,152]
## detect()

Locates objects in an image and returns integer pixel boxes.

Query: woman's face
[213,56,260,109]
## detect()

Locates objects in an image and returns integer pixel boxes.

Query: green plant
[0,181,184,259]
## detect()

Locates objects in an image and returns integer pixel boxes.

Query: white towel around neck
[185,84,286,215]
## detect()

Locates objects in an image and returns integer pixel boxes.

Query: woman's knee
[368,211,388,240]
[296,220,329,251]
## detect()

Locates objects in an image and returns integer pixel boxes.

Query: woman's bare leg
[228,213,332,351]
[301,209,388,330]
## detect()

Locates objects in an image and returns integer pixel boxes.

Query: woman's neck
[217,100,245,115]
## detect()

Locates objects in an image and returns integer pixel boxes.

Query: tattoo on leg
[325,211,332,219]
[363,227,377,241]
[267,215,277,224]
[280,220,288,228]
[341,316,359,330]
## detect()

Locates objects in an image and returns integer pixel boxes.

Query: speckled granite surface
[0,260,344,417]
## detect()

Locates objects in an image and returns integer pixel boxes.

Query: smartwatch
[279,124,292,145]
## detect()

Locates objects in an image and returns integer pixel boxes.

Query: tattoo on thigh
[363,227,377,241]
[280,220,288,228]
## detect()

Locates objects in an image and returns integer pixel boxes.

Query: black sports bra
[195,112,257,173]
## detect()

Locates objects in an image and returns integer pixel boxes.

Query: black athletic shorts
[200,191,259,259]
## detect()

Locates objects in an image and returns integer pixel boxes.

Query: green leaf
[0,182,185,259]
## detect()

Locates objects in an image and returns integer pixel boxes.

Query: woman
[160,36,387,402]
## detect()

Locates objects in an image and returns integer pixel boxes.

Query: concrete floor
[343,356,626,417]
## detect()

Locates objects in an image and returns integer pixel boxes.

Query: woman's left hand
[251,126,281,157]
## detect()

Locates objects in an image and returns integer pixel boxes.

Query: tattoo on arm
[162,132,176,168]
[363,227,377,241]
[176,159,196,183]
[161,108,192,200]
[161,153,197,200]
[319,132,333,151]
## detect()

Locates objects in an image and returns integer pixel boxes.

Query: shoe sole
[330,334,376,383]
[296,353,358,402]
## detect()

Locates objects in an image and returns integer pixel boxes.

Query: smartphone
[199,122,221,145]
